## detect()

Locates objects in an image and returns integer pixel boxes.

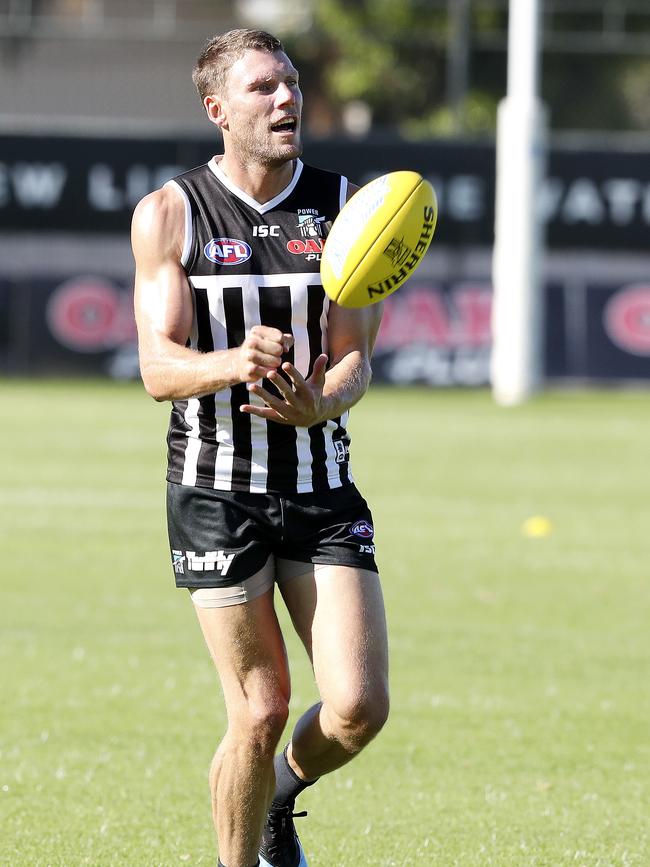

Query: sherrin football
[320,170,437,308]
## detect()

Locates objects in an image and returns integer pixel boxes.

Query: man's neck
[217,154,295,205]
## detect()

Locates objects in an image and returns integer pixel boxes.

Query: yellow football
[321,170,437,308]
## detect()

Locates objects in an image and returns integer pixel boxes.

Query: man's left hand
[239,354,329,426]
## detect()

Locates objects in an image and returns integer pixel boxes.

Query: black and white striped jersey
[164,156,354,494]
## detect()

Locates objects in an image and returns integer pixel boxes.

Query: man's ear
[204,95,228,131]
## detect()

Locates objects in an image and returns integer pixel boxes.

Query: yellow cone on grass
[522,515,553,538]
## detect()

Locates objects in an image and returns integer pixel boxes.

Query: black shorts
[166,481,378,589]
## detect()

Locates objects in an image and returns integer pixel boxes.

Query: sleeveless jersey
[164,157,353,495]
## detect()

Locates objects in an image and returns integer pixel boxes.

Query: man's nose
[276,82,296,107]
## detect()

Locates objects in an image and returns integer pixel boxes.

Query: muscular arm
[132,187,291,401]
[318,181,382,419]
[319,303,382,418]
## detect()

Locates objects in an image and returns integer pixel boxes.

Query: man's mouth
[271,117,298,134]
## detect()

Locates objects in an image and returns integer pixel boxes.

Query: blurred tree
[620,59,650,130]
[280,0,650,137]
[285,0,504,136]
[289,0,459,136]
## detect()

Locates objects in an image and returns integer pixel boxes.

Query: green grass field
[1,381,649,866]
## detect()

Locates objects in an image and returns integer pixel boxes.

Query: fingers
[266,370,294,399]
[280,354,328,392]
[240,383,292,424]
[249,327,293,353]
[310,354,328,382]
[239,403,291,424]
[249,325,284,342]
[249,334,285,360]
[237,353,281,381]
[246,382,287,411]
[243,373,309,424]
[238,327,294,381]
[279,362,305,389]
[241,353,329,427]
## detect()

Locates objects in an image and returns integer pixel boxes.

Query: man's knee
[235,696,290,754]
[327,686,390,752]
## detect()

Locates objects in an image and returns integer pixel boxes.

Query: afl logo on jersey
[204,238,252,265]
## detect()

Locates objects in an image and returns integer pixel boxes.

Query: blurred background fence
[1,0,649,387]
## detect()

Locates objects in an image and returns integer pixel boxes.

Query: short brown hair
[192,29,284,101]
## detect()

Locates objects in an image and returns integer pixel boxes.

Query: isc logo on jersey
[204,238,252,265]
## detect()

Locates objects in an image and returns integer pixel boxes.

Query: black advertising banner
[2,133,650,249]
[3,273,649,384]
[1,132,650,383]
[585,283,650,380]
[370,279,492,386]
[0,134,210,234]
[0,275,138,377]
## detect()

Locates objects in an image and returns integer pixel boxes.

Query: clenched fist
[232,326,294,383]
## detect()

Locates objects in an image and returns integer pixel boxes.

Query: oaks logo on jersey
[287,238,324,261]
[204,237,252,265]
[350,520,374,540]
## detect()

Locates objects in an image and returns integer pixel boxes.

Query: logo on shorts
[350,520,374,540]
[172,549,186,574]
[204,238,252,265]
[185,550,236,576]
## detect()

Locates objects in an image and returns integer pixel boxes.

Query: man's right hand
[233,326,294,383]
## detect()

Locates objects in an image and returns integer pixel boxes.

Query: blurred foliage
[403,92,499,138]
[621,59,650,131]
[311,0,447,131]
[280,0,650,136]
[543,55,650,133]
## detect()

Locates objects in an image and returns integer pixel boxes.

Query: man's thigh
[168,485,290,718]
[278,565,388,707]
[194,587,291,719]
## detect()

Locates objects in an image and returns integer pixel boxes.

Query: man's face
[218,49,303,166]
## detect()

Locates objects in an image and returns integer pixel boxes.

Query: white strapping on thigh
[189,557,274,608]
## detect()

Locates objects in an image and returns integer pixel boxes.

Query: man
[132,29,389,867]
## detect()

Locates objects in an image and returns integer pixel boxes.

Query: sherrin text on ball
[320,170,437,308]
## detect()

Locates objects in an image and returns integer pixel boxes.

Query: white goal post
[491,0,547,405]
